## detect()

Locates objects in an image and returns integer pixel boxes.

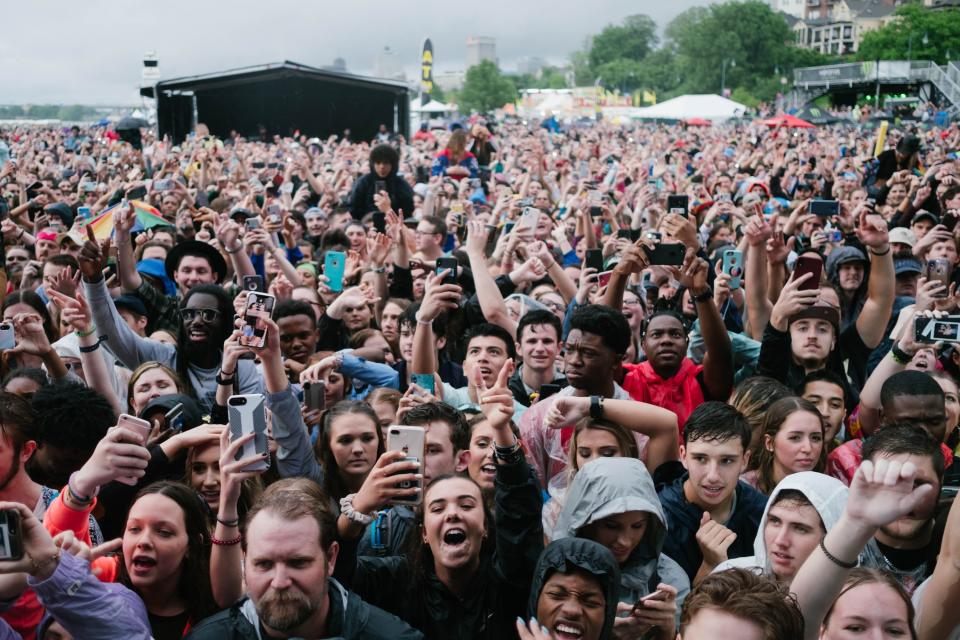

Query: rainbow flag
[80,200,173,241]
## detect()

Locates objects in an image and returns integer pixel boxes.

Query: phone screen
[240,293,275,348]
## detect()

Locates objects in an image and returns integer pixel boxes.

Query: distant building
[435,70,466,91]
[466,36,497,68]
[771,0,806,19]
[517,56,547,76]
[374,47,406,81]
[326,57,348,73]
[790,0,899,55]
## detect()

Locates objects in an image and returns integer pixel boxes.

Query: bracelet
[493,439,523,465]
[216,516,240,528]
[78,335,108,353]
[75,325,97,338]
[692,288,713,303]
[68,471,98,503]
[28,550,61,576]
[339,494,375,526]
[414,313,433,325]
[224,244,242,254]
[868,245,890,256]
[216,373,237,386]
[819,537,857,569]
[210,534,242,546]
[890,344,915,365]
[371,266,386,274]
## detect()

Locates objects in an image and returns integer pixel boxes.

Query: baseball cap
[789,303,840,333]
[893,257,922,277]
[114,294,148,318]
[913,210,939,226]
[888,227,916,247]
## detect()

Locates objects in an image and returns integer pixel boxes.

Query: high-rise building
[373,47,406,81]
[466,36,497,68]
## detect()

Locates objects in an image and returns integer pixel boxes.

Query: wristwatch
[589,395,604,420]
[339,494,374,526]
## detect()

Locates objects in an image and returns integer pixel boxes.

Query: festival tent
[761,114,816,128]
[412,100,453,114]
[684,118,713,126]
[791,105,843,125]
[632,94,748,121]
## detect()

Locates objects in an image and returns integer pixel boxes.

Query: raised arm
[917,485,960,640]
[411,271,461,376]
[112,202,143,293]
[743,212,774,340]
[682,253,733,400]
[465,222,516,335]
[854,208,894,349]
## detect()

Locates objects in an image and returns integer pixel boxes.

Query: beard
[256,586,320,632]
[0,449,22,492]
[880,516,933,543]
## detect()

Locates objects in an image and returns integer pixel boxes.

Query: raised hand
[77,225,111,283]
[845,458,934,529]
[9,313,52,358]
[475,359,515,431]
[543,395,590,429]
[770,270,820,330]
[73,425,152,492]
[47,267,81,299]
[696,512,737,567]
[350,450,422,515]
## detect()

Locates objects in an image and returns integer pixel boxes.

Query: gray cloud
[2,0,708,104]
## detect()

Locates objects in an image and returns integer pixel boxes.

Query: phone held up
[228,394,270,472]
[239,292,276,349]
[0,509,23,561]
[386,425,425,505]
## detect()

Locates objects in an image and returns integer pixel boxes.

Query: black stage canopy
[149,61,409,143]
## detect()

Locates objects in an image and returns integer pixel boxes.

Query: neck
[521,364,554,390]
[683,479,734,524]
[344,472,365,494]
[0,473,40,508]
[138,574,186,617]
[263,591,330,639]
[434,556,481,597]
[571,377,615,398]
[875,522,934,551]
[651,360,682,379]
[421,247,443,260]
[186,342,222,368]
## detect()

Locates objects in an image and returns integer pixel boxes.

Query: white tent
[412,99,453,113]
[632,94,748,121]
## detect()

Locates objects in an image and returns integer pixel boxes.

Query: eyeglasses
[180,308,221,323]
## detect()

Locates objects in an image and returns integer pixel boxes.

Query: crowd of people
[0,109,957,640]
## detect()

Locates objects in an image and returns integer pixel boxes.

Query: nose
[558,597,584,621]
[136,532,154,550]
[773,527,791,549]
[799,438,812,454]
[203,469,219,488]
[271,564,292,590]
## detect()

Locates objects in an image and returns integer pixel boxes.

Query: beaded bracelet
[819,537,856,569]
[211,534,242,546]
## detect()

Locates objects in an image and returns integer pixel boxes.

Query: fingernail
[542,626,550,635]
[531,617,538,626]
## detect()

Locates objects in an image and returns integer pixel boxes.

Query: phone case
[324,251,346,293]
[722,250,743,289]
[240,293,275,348]
[915,315,960,344]
[118,414,152,445]
[242,275,265,292]
[303,381,326,411]
[411,373,435,395]
[0,510,23,561]
[436,258,458,285]
[0,324,14,351]
[386,426,425,505]
[644,243,685,266]
[925,259,951,298]
[228,395,269,472]
[793,257,823,291]
[586,249,604,272]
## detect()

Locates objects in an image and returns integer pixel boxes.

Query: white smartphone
[228,394,269,472]
[117,413,152,446]
[519,206,540,233]
[0,323,14,351]
[386,425,425,505]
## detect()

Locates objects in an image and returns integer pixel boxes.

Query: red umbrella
[684,118,713,126]
[761,114,816,129]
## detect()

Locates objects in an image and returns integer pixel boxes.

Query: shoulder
[735,481,769,512]
[185,603,250,639]
[344,588,424,639]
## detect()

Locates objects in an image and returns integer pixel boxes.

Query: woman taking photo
[44,426,217,639]
[553,457,687,640]
[743,397,827,495]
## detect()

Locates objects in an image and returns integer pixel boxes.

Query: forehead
[780,410,822,431]
[185,292,218,309]
[178,255,212,269]
[565,329,606,348]
[466,335,508,352]
[685,437,744,457]
[767,500,821,526]
[520,323,559,341]
[577,427,620,448]
[127,493,186,526]
[246,512,323,556]
[277,314,315,331]
[469,420,496,442]
[804,379,844,399]
[647,315,684,332]
[425,476,482,503]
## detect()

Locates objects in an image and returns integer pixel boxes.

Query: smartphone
[240,292,276,348]
[722,249,744,289]
[386,425,425,505]
[793,255,823,291]
[436,257,459,286]
[644,243,686,266]
[519,206,540,232]
[804,172,818,182]
[809,199,839,217]
[81,181,97,193]
[117,413,152,446]
[941,210,959,232]
[154,179,173,191]
[916,315,960,343]
[925,258,951,298]
[245,217,261,230]
[164,403,184,433]
[0,323,15,351]
[633,588,669,614]
[77,206,92,220]
[588,190,602,217]
[252,161,266,169]
[410,373,435,396]
[597,270,614,288]
[242,275,265,293]
[228,394,269,472]
[374,179,388,195]
[126,186,147,201]
[617,229,633,240]
[372,211,387,234]
[265,203,281,218]
[303,381,326,411]
[539,383,561,401]
[503,221,516,236]
[324,251,346,293]
[585,248,604,273]
[666,195,689,217]
[0,510,24,561]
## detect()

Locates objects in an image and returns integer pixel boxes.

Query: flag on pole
[80,200,172,241]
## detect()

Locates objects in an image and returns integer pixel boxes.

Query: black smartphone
[585,248,604,272]
[436,257,459,286]
[126,186,148,200]
[0,509,24,561]
[242,275,265,292]
[941,210,959,232]
[373,211,387,234]
[644,243,685,266]
[539,383,561,401]
[252,161,265,169]
[617,229,633,240]
[303,381,326,411]
[666,195,689,217]
[809,199,839,217]
[26,181,43,200]
[374,180,388,195]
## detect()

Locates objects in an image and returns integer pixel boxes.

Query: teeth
[481,464,496,473]
[556,624,582,636]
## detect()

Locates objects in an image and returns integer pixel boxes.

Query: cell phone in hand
[374,180,388,195]
[303,381,326,411]
[916,315,960,344]
[809,199,839,217]
[0,509,24,561]
[721,249,743,289]
[793,255,823,291]
[644,243,685,266]
[126,186,147,201]
[411,373,435,395]
[666,195,689,217]
[154,179,174,191]
[118,413,152,446]
[373,211,387,234]
[386,426,425,505]
[585,248,604,272]
[239,292,275,348]
[588,190,602,217]
[436,257,459,286]
[924,258,951,299]
[242,275,265,293]
[228,394,269,472]
[324,251,346,292]
[0,323,15,351]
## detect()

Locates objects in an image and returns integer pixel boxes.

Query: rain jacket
[714,472,848,576]
[527,538,621,640]
[656,472,767,582]
[337,457,543,639]
[552,458,690,616]
[185,580,423,640]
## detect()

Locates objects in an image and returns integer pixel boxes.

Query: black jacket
[349,172,415,220]
[185,582,423,640]
[337,458,543,639]
[528,539,621,640]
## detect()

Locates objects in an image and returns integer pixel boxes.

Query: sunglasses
[180,308,221,323]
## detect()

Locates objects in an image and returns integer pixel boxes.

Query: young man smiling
[656,402,767,584]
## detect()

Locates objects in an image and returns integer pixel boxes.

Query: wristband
[75,325,97,338]
[216,373,237,386]
[28,550,61,577]
[371,266,386,274]
[216,516,240,528]
[691,288,713,303]
[868,245,890,256]
[414,312,433,325]
[819,537,857,569]
[493,439,523,465]
[68,471,98,503]
[224,244,242,254]
[211,534,242,546]
[340,494,375,526]
[890,344,915,365]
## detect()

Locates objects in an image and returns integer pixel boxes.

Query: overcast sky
[1,0,710,105]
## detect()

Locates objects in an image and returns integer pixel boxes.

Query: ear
[325,541,339,577]
[763,434,774,453]
[19,440,37,464]
[678,444,688,470]
[436,336,447,350]
[455,449,471,473]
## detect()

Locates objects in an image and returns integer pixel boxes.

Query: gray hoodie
[552,457,690,610]
[715,471,848,577]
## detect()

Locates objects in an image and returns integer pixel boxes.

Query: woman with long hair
[313,401,385,502]
[744,397,827,495]
[127,362,187,415]
[728,375,795,451]
[431,129,479,180]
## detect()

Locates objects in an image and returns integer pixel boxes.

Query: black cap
[897,134,921,156]
[138,394,205,431]
[114,294,148,318]
[164,240,228,283]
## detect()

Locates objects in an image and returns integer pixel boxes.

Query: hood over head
[752,471,848,575]
[825,245,868,283]
[528,538,621,640]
